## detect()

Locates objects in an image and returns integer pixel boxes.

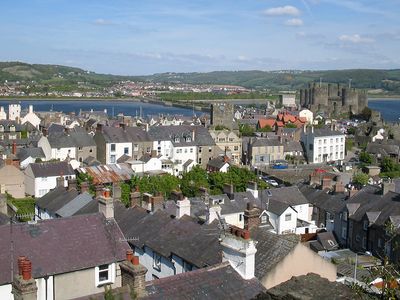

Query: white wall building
[299,109,313,124]
[8,103,21,121]
[21,105,41,128]
[0,107,6,120]
[301,126,345,163]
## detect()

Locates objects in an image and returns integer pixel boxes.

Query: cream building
[209,129,242,164]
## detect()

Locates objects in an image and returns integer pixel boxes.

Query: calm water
[0,99,199,117]
[368,99,400,123]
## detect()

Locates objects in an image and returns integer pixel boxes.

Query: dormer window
[9,125,15,132]
[186,136,191,142]
[261,215,267,224]
[174,137,180,143]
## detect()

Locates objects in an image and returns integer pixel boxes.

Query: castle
[299,83,368,116]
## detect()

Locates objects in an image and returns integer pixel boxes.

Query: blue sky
[0,0,399,75]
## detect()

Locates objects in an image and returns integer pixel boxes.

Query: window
[183,261,193,272]
[341,227,347,239]
[146,147,151,153]
[38,189,47,196]
[110,144,116,152]
[208,147,212,153]
[124,147,129,155]
[239,214,243,222]
[285,214,291,221]
[190,148,193,153]
[261,215,267,224]
[234,146,239,151]
[95,263,115,286]
[78,146,82,151]
[184,149,187,153]
[198,147,202,153]
[153,252,161,271]
[110,155,116,163]
[342,211,348,221]
[89,148,93,153]
[41,177,48,182]
[133,144,139,151]
[198,158,202,164]
[363,220,368,231]
[229,138,234,142]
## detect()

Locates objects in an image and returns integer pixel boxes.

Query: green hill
[1,61,400,94]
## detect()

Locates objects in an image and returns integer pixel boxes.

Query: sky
[0,0,400,75]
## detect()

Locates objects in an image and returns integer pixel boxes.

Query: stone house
[0,160,25,198]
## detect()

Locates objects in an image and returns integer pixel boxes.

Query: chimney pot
[132,256,140,266]
[18,256,26,276]
[242,230,250,240]
[126,249,133,262]
[22,260,32,280]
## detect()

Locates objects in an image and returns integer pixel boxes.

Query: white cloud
[285,18,304,26]
[94,18,115,26]
[338,34,374,43]
[263,6,301,16]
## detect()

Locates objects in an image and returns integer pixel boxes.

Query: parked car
[261,176,279,187]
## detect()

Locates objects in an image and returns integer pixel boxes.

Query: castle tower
[9,103,21,121]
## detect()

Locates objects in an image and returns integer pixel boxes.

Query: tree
[353,172,369,186]
[239,124,255,136]
[258,125,272,132]
[284,123,297,128]
[381,157,400,173]
[347,127,356,135]
[359,151,372,164]
[180,166,209,197]
[130,174,180,198]
[345,139,354,152]
[360,107,372,121]
[120,182,131,206]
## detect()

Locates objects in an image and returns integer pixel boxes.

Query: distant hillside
[0,61,142,87]
[142,69,400,93]
[1,61,400,94]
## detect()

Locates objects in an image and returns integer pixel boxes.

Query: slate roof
[250,227,299,279]
[259,186,309,208]
[298,184,346,214]
[114,205,221,268]
[16,147,45,161]
[207,156,230,170]
[0,213,129,285]
[101,126,151,143]
[251,138,283,147]
[0,212,9,225]
[267,273,361,299]
[304,127,344,137]
[29,161,75,177]
[267,199,293,216]
[54,192,94,218]
[144,262,266,300]
[148,125,215,146]
[47,131,96,148]
[283,141,303,153]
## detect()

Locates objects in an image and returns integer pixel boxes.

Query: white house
[126,152,164,174]
[372,128,385,142]
[299,108,313,124]
[0,107,6,120]
[38,135,76,161]
[24,161,76,197]
[20,105,41,129]
[301,126,345,164]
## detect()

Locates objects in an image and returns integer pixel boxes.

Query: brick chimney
[67,179,77,191]
[321,177,332,190]
[334,181,345,194]
[223,183,234,200]
[98,188,114,219]
[120,251,147,298]
[141,193,164,212]
[95,184,104,197]
[246,181,258,199]
[130,187,141,207]
[12,141,17,155]
[221,227,257,280]
[176,197,191,219]
[12,257,37,300]
[244,203,261,231]
[56,174,64,188]
[348,188,359,198]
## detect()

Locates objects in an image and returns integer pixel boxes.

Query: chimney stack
[176,197,191,219]
[113,182,122,202]
[12,257,38,300]
[120,251,148,298]
[130,187,141,207]
[207,205,221,224]
[80,181,90,194]
[383,180,395,195]
[246,181,258,199]
[67,179,77,191]
[223,183,235,200]
[244,203,261,231]
[221,227,257,280]
[12,141,17,155]
[98,188,114,219]
[95,185,104,197]
[56,175,64,188]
